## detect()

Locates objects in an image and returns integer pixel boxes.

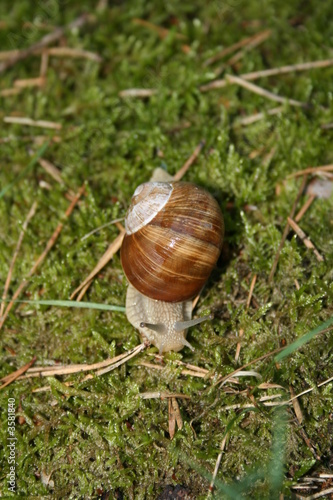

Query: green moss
[1,0,333,497]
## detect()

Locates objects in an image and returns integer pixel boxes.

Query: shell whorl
[121,181,224,303]
[125,182,173,235]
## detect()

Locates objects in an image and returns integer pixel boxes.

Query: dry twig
[287,217,324,262]
[0,357,36,390]
[295,194,316,222]
[173,141,205,181]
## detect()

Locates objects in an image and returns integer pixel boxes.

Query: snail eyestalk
[174,314,213,333]
[140,322,167,335]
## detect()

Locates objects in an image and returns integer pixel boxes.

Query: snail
[120,168,224,353]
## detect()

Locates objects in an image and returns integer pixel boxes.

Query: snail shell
[121,174,224,353]
[121,181,224,303]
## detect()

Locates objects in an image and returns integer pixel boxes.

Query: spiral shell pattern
[121,182,224,302]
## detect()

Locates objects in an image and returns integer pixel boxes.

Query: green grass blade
[0,298,126,313]
[0,141,49,199]
[274,316,333,362]
[268,407,288,496]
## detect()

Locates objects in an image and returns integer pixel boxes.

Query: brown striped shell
[121,181,224,303]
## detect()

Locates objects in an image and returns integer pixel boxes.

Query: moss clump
[0,0,332,498]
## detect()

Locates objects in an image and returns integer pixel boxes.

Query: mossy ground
[0,1,332,498]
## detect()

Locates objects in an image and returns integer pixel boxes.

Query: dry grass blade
[208,432,229,495]
[246,274,257,309]
[118,88,157,98]
[81,218,125,241]
[0,46,102,64]
[16,354,128,379]
[295,194,316,222]
[0,49,21,60]
[302,487,333,499]
[289,385,303,424]
[136,392,191,399]
[0,357,36,390]
[132,18,187,40]
[173,359,209,374]
[30,345,146,392]
[139,361,208,378]
[147,354,210,374]
[132,18,190,54]
[15,344,146,382]
[40,50,49,78]
[94,343,146,376]
[46,47,102,62]
[168,397,183,439]
[204,30,271,66]
[4,117,62,129]
[14,77,45,88]
[215,346,285,388]
[287,164,333,179]
[239,58,333,81]
[221,401,290,411]
[0,202,37,318]
[168,399,176,439]
[234,106,284,126]
[0,184,85,330]
[173,141,205,181]
[200,58,333,91]
[38,158,64,184]
[172,397,183,430]
[0,88,23,97]
[70,230,125,300]
[235,274,257,361]
[287,217,324,262]
[226,74,307,107]
[227,29,271,66]
[288,374,333,403]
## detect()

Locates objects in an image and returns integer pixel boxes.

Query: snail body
[121,170,224,353]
